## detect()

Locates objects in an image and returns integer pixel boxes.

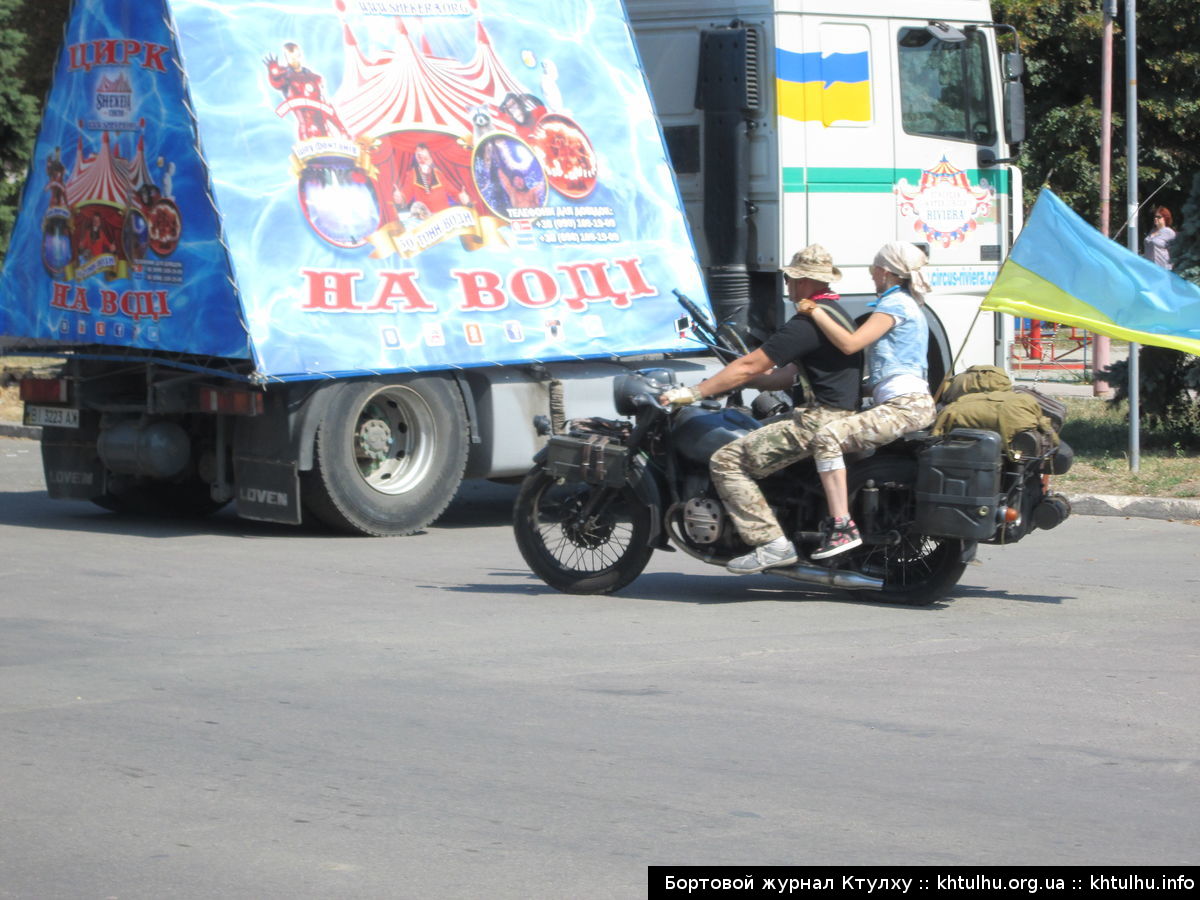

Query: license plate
[24,405,80,429]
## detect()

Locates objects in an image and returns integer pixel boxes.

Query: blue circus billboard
[0,0,708,380]
[0,0,250,360]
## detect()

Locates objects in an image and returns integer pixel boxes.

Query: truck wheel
[302,376,469,536]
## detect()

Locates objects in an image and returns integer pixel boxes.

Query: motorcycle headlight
[613,368,677,415]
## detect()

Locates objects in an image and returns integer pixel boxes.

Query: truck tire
[301,375,469,536]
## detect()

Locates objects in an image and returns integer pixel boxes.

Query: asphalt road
[1,436,1198,897]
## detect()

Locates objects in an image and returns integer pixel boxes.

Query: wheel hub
[560,496,615,548]
[358,418,393,460]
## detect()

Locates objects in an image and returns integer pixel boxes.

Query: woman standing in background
[1143,206,1176,270]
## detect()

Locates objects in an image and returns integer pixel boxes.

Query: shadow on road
[945,583,1067,604]
[0,477,518,539]
[433,568,971,609]
[431,480,519,529]
[0,489,330,539]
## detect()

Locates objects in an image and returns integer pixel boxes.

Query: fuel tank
[671,405,759,465]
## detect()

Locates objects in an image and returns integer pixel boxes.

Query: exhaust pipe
[667,509,883,590]
[771,563,884,592]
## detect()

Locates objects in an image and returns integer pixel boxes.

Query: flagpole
[1125,0,1141,472]
[1094,1,1116,396]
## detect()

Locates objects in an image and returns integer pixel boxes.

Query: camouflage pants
[809,392,936,470]
[710,405,855,545]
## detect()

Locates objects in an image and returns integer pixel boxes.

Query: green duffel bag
[932,390,1058,458]
[938,364,1014,403]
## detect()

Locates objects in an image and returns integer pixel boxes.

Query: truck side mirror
[1005,79,1026,147]
[1004,49,1025,80]
[1004,50,1026,148]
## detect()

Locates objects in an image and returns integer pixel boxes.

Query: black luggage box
[545,434,629,487]
[915,428,1003,539]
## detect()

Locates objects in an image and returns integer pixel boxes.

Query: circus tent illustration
[913,156,974,192]
[273,0,594,253]
[45,126,179,279]
[125,134,156,201]
[895,156,995,248]
[61,131,135,279]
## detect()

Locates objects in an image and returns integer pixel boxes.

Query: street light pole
[1094,1,1117,396]
[1125,0,1141,471]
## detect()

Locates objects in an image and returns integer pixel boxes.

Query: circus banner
[1,0,706,380]
[177,0,705,377]
[0,0,251,360]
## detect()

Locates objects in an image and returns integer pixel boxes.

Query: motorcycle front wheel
[513,467,655,595]
[848,457,967,606]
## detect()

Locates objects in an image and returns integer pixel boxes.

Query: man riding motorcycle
[659,244,864,574]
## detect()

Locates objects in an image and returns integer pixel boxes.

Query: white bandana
[874,242,932,305]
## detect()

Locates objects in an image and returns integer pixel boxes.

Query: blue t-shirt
[866,286,928,388]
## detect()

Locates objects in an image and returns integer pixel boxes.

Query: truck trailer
[1,0,1025,535]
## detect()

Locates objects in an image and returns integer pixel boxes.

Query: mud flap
[40,417,106,500]
[233,456,301,524]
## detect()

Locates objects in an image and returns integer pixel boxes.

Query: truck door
[889,18,1011,366]
[890,20,1008,262]
[781,14,895,272]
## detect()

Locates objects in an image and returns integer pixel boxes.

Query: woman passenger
[798,242,937,559]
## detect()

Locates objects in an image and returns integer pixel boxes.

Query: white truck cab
[628,0,1024,381]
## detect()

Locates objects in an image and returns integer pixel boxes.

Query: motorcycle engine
[682,497,724,544]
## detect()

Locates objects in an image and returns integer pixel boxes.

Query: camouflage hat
[781,244,842,283]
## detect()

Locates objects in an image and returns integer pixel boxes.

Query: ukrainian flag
[776,48,870,125]
[983,190,1200,354]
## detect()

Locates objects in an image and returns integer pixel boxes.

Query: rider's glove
[660,385,703,407]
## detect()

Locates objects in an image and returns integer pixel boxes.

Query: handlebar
[672,289,748,364]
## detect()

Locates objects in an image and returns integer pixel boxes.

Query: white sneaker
[726,537,799,575]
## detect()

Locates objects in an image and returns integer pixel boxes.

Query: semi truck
[0,0,1026,535]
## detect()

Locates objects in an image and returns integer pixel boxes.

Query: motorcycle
[513,294,1072,605]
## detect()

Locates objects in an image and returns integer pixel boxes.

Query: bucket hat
[781,244,842,283]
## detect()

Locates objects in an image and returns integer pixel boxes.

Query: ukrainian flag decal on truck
[775,48,870,126]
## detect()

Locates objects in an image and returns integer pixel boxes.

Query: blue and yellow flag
[775,49,870,125]
[983,190,1200,355]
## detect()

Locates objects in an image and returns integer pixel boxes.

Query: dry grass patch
[1055,396,1200,498]
[1,356,64,424]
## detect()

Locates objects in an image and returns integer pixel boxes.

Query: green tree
[1171,172,1200,281]
[994,2,1200,439]
[0,0,45,251]
[993,0,1200,234]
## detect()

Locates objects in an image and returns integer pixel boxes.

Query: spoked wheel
[846,457,966,606]
[513,468,654,594]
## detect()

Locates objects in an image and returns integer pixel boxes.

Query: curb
[0,421,39,440]
[1065,493,1200,523]
[2,421,1197,523]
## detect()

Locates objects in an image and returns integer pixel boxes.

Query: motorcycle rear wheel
[848,457,967,606]
[513,468,654,595]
